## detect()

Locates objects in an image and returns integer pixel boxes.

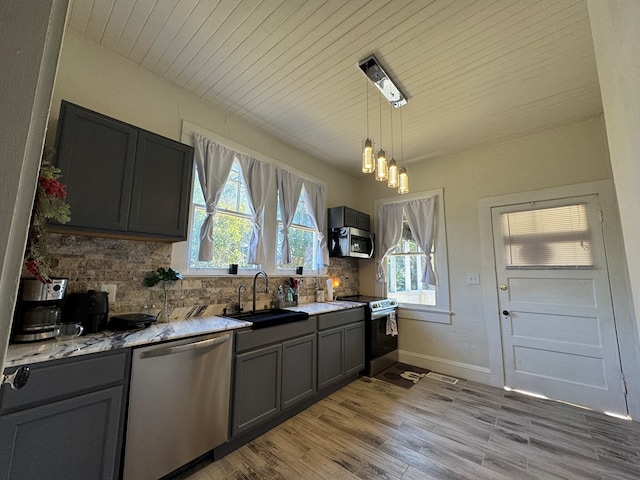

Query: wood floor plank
[180,375,640,480]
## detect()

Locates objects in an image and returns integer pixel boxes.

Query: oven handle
[370,308,397,320]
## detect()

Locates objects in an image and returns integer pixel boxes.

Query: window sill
[398,306,452,324]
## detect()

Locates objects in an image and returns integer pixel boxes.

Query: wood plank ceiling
[66,0,602,177]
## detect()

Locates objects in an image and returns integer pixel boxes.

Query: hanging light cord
[400,107,404,164]
[390,104,394,158]
[379,94,383,146]
[366,72,369,138]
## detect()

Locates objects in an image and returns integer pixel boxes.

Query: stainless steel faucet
[237,284,247,312]
[252,270,269,312]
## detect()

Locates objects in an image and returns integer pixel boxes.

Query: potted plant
[144,267,183,322]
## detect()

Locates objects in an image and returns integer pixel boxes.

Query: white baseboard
[398,350,494,386]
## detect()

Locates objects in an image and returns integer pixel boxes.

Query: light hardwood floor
[180,374,640,479]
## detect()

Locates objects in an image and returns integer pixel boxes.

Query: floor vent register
[426,372,459,384]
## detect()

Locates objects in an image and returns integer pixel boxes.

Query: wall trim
[398,349,493,386]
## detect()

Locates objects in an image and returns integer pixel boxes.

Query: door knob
[2,365,30,390]
[499,284,507,291]
[502,310,510,316]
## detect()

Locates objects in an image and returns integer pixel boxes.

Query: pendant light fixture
[359,54,408,189]
[387,103,399,188]
[362,68,375,173]
[398,108,409,194]
[375,94,388,181]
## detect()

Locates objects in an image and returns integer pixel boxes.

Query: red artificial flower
[39,177,67,199]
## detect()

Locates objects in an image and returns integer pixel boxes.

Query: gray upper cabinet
[52,101,193,241]
[328,206,371,231]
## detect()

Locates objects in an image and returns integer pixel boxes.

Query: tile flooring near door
[182,374,640,480]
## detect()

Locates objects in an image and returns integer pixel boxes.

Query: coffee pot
[12,278,68,342]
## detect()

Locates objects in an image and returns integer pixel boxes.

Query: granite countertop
[4,301,364,369]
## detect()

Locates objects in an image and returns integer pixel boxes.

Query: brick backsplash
[44,234,360,316]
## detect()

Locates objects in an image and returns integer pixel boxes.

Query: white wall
[588,0,640,339]
[48,30,360,209]
[358,117,617,382]
[0,0,68,371]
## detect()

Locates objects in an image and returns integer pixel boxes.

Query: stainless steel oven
[338,295,399,376]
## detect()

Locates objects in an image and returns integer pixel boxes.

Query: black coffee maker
[12,278,68,342]
[63,290,109,334]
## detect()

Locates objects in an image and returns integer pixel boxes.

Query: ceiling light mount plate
[359,55,407,108]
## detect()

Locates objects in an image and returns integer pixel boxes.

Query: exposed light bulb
[362,138,374,173]
[398,165,409,194]
[387,158,398,188]
[375,149,387,181]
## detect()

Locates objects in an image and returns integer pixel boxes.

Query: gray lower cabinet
[317,307,365,390]
[233,343,282,435]
[232,318,317,437]
[0,350,130,480]
[281,333,317,409]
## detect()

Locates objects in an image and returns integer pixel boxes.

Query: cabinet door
[55,102,137,231]
[344,322,365,376]
[232,344,281,437]
[344,207,359,228]
[282,334,317,410]
[317,326,345,390]
[128,130,193,239]
[0,386,123,480]
[357,212,371,231]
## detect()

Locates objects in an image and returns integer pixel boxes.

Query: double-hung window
[173,127,328,276]
[386,217,436,306]
[276,189,317,271]
[189,160,255,271]
[375,188,450,323]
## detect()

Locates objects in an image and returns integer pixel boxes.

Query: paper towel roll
[326,279,333,301]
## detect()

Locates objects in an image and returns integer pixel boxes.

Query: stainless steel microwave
[329,227,374,259]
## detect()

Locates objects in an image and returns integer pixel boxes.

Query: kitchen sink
[224,308,309,329]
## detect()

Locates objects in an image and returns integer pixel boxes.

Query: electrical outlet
[101,284,117,302]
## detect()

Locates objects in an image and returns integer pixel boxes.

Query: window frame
[275,186,320,274]
[171,123,327,278]
[187,159,257,275]
[374,187,451,324]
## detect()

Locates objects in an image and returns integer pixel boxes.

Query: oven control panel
[371,298,398,311]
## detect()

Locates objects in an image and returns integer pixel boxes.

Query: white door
[492,194,627,415]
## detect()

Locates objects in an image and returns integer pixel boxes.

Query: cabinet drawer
[318,307,365,330]
[1,350,130,413]
[235,316,317,353]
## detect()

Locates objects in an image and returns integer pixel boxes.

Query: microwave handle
[369,234,375,258]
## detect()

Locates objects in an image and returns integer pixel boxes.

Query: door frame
[478,180,640,417]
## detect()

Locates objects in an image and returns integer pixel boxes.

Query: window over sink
[189,160,256,271]
[171,125,328,277]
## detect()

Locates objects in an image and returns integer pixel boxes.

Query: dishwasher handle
[139,334,231,359]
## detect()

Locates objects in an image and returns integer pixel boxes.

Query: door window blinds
[501,204,593,268]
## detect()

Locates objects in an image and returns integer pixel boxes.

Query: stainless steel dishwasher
[123,332,232,480]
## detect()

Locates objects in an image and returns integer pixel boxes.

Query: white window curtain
[301,179,329,269]
[376,202,404,283]
[236,154,272,265]
[404,196,437,285]
[277,169,304,264]
[193,134,235,261]
[376,195,437,285]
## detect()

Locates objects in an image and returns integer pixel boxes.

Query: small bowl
[55,322,84,341]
